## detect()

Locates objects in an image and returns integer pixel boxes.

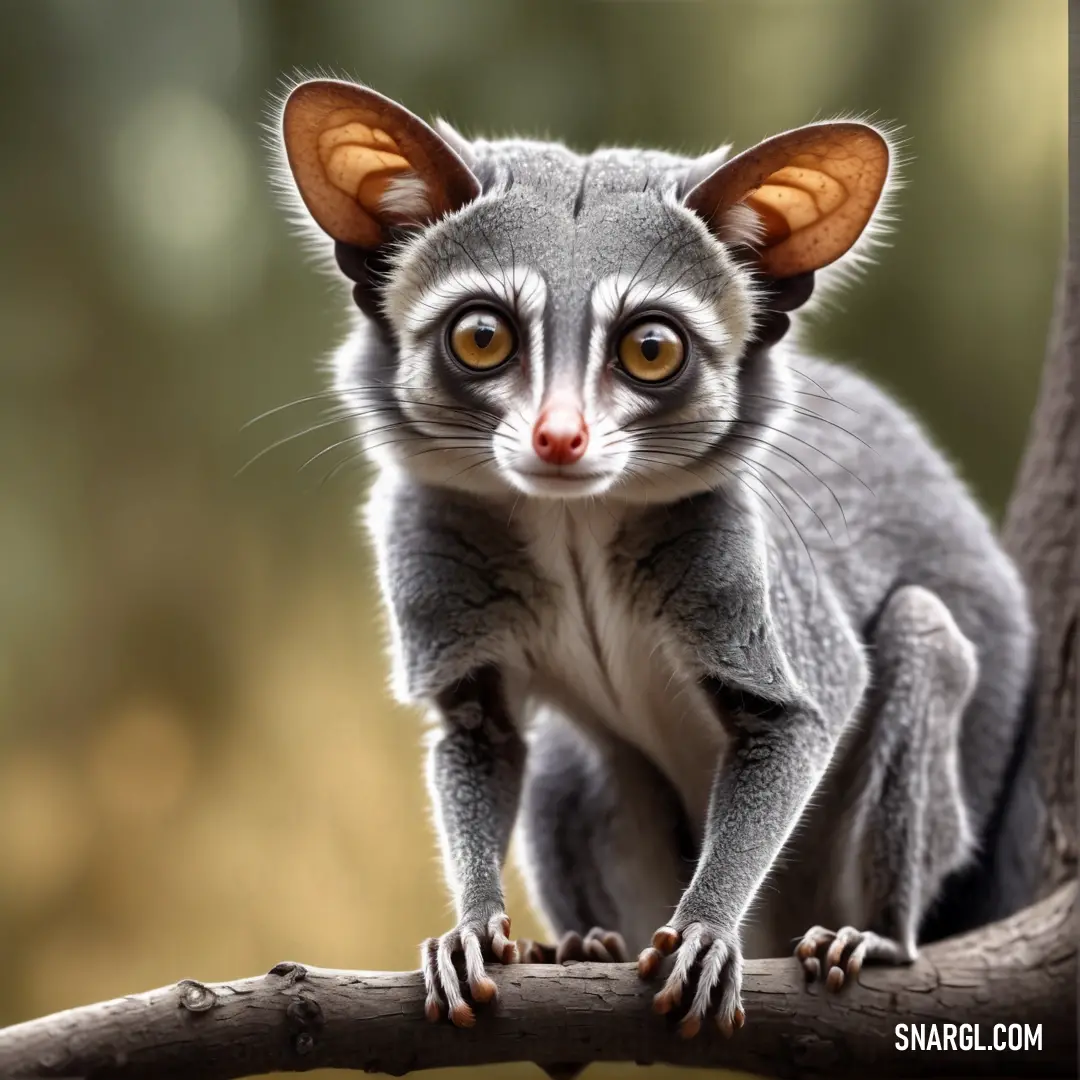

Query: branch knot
[176,979,217,1013]
[286,997,325,1056]
[268,961,308,985]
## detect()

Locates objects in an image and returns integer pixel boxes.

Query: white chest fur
[509,500,726,833]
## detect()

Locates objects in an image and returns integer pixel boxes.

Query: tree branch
[0,881,1073,1080]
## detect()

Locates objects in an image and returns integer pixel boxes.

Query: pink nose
[532,406,589,465]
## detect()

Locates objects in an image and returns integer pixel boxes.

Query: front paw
[421,910,517,1027]
[637,919,745,1038]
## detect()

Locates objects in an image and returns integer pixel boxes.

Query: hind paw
[517,926,629,965]
[795,925,914,991]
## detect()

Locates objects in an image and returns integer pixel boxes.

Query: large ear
[281,79,481,249]
[683,121,889,279]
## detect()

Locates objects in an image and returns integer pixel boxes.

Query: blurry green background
[0,1,1065,1078]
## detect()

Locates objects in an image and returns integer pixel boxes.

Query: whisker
[728,436,849,527]
[743,389,857,414]
[236,405,500,477]
[242,388,354,428]
[317,451,366,488]
[346,390,505,428]
[245,395,501,437]
[235,413,363,476]
[440,451,499,487]
[616,231,675,320]
[632,427,852,528]
[244,380,506,428]
[298,428,497,474]
[786,365,843,403]
[628,409,872,457]
[506,491,523,528]
[636,440,832,547]
[316,438,494,489]
[622,416,873,499]
[635,448,817,575]
[723,446,838,543]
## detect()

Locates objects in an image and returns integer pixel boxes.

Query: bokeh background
[0,1,1065,1078]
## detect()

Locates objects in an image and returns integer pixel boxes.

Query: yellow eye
[448,308,516,371]
[617,320,686,383]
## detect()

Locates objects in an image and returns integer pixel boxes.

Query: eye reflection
[617,319,686,383]
[448,308,516,371]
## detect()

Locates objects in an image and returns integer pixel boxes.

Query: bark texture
[0,882,1073,1080]
[1002,256,1080,896]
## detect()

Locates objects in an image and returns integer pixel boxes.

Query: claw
[470,973,498,1003]
[825,934,851,971]
[490,914,516,964]
[637,946,663,979]
[521,928,627,968]
[643,919,745,1037]
[449,1002,476,1028]
[421,938,443,1022]
[652,926,680,954]
[556,931,584,965]
[796,924,913,991]
[579,927,628,963]
[517,938,551,964]
[421,910,516,1026]
[604,932,629,961]
[846,942,868,980]
[584,939,613,963]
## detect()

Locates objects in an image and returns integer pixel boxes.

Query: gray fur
[282,107,1035,1025]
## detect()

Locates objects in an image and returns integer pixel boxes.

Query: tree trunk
[1001,256,1079,897]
